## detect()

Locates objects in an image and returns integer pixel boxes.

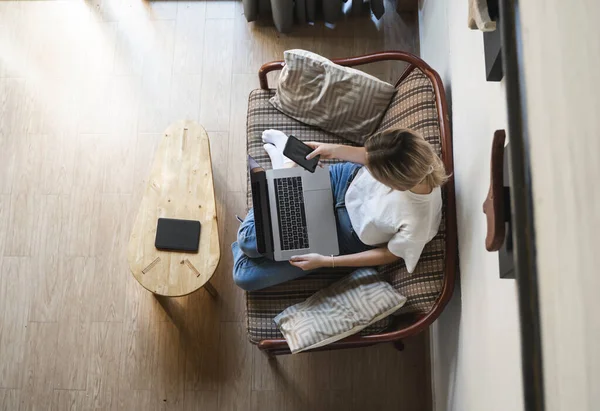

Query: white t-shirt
[345,168,442,273]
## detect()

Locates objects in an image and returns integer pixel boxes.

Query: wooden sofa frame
[255,51,457,355]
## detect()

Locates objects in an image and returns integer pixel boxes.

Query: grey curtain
[243,0,385,33]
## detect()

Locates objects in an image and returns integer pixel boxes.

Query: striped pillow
[270,50,397,143]
[274,268,407,353]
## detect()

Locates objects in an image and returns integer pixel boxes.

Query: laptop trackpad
[304,190,339,257]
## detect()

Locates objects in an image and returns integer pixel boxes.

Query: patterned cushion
[274,268,407,354]
[245,67,447,343]
[269,50,397,143]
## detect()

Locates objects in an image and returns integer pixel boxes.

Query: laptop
[249,158,339,261]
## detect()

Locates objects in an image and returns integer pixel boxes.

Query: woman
[231,128,448,291]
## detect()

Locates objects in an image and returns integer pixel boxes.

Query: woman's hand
[289,253,329,271]
[305,142,340,160]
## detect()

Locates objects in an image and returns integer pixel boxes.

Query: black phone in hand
[283,135,320,173]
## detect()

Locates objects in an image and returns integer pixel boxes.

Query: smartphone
[283,135,320,173]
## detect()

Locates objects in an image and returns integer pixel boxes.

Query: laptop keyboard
[273,177,310,251]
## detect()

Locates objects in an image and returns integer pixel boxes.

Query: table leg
[204,280,218,298]
[154,294,186,326]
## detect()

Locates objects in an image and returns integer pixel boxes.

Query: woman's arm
[305,142,367,165]
[289,247,399,271]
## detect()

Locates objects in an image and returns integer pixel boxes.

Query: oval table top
[127,120,220,297]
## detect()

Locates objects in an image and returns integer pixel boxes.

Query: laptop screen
[249,169,274,256]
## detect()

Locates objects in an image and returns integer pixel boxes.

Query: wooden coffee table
[128,120,220,297]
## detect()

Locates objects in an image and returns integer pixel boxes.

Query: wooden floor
[0,1,428,410]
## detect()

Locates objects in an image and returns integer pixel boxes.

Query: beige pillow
[274,268,406,354]
[269,49,397,143]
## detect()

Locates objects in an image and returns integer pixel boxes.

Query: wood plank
[207,131,229,242]
[71,133,106,193]
[58,257,95,324]
[20,322,59,411]
[81,22,117,75]
[137,20,176,133]
[228,74,257,194]
[32,194,69,258]
[53,321,91,390]
[64,191,102,257]
[144,1,178,20]
[327,390,355,411]
[183,289,220,391]
[277,350,332,398]
[88,257,127,323]
[77,76,113,134]
[28,255,63,322]
[328,347,355,391]
[232,3,267,76]
[0,132,17,194]
[0,389,21,411]
[119,325,159,391]
[350,342,428,411]
[52,389,87,411]
[94,193,132,261]
[251,391,286,411]
[118,389,157,411]
[0,78,29,135]
[199,19,234,132]
[0,257,31,388]
[169,73,203,123]
[0,195,10,256]
[86,322,122,410]
[4,193,39,256]
[101,132,137,194]
[217,322,252,411]
[205,0,236,19]
[113,21,146,76]
[133,132,163,206]
[173,2,207,75]
[128,121,220,297]
[38,131,75,195]
[119,304,160,391]
[11,133,42,194]
[137,71,173,134]
[109,75,141,136]
[153,321,185,410]
[252,347,285,392]
[183,390,218,411]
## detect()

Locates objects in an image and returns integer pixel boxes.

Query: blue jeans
[231,162,373,291]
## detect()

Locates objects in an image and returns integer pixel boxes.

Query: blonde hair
[365,128,448,191]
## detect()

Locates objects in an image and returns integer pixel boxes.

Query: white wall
[419,1,524,410]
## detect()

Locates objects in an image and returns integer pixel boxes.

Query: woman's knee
[231,242,262,291]
[237,229,262,259]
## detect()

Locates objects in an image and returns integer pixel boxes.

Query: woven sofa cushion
[244,67,446,342]
[274,268,407,354]
[269,49,397,144]
[375,67,447,314]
